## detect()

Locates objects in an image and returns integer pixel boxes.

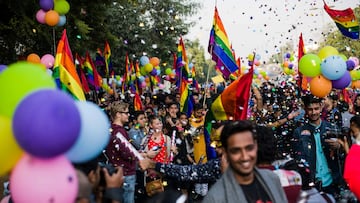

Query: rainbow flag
[104,41,113,77]
[76,55,91,94]
[121,53,132,94]
[204,66,254,159]
[83,52,102,90]
[133,93,143,111]
[177,37,193,117]
[53,29,85,101]
[324,1,359,39]
[208,7,239,79]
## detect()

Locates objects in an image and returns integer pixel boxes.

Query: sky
[185,0,359,63]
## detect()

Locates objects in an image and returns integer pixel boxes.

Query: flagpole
[52,28,56,56]
[203,45,213,108]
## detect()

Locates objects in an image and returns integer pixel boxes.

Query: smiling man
[203,120,287,203]
[292,94,343,200]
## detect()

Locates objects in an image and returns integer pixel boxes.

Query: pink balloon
[10,154,78,203]
[40,54,55,69]
[36,9,46,24]
[350,57,359,67]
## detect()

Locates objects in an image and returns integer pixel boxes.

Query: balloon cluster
[26,53,55,74]
[36,0,70,27]
[139,55,165,88]
[282,52,296,75]
[0,62,110,202]
[299,46,358,98]
[241,53,269,83]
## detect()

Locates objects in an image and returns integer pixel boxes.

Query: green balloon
[0,62,56,118]
[165,68,172,75]
[299,54,321,77]
[54,0,70,15]
[140,66,147,76]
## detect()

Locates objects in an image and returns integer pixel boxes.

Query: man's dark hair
[131,110,145,121]
[302,94,322,108]
[166,102,178,109]
[193,103,203,111]
[74,158,99,176]
[256,125,276,164]
[220,120,256,149]
[350,115,360,129]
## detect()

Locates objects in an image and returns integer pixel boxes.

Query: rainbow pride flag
[204,66,253,159]
[83,52,102,90]
[53,29,85,101]
[177,37,193,117]
[208,7,239,79]
[76,56,91,94]
[104,41,113,77]
[324,1,359,39]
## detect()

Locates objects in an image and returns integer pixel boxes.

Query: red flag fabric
[298,33,308,91]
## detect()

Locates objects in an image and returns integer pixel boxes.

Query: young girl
[142,116,174,164]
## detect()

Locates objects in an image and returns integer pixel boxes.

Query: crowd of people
[2,78,360,203]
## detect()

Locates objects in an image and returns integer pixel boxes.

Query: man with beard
[292,94,344,200]
[203,120,287,203]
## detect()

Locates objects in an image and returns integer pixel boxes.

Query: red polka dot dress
[148,135,168,163]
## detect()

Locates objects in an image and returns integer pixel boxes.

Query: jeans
[122,175,136,203]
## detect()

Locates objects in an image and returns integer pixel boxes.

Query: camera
[98,162,117,176]
[151,146,162,151]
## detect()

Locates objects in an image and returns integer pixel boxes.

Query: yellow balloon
[0,116,23,176]
[318,46,339,61]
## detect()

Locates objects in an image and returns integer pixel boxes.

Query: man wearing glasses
[105,101,136,203]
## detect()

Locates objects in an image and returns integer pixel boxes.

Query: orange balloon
[351,80,360,89]
[27,53,41,63]
[45,10,60,26]
[149,57,160,66]
[310,75,332,98]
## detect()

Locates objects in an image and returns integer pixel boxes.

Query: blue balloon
[255,54,261,60]
[66,101,110,163]
[57,15,66,27]
[320,55,347,80]
[188,63,194,68]
[139,56,150,66]
[0,64,7,73]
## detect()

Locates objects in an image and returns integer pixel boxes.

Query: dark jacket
[292,120,342,187]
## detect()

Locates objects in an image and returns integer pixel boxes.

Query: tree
[0,0,201,73]
[107,0,200,74]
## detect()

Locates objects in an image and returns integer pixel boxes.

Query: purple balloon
[39,0,54,11]
[288,63,294,69]
[332,71,351,89]
[13,89,81,158]
[0,64,7,73]
[150,68,157,76]
[346,60,356,71]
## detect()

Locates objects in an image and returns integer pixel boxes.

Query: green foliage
[0,0,201,74]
